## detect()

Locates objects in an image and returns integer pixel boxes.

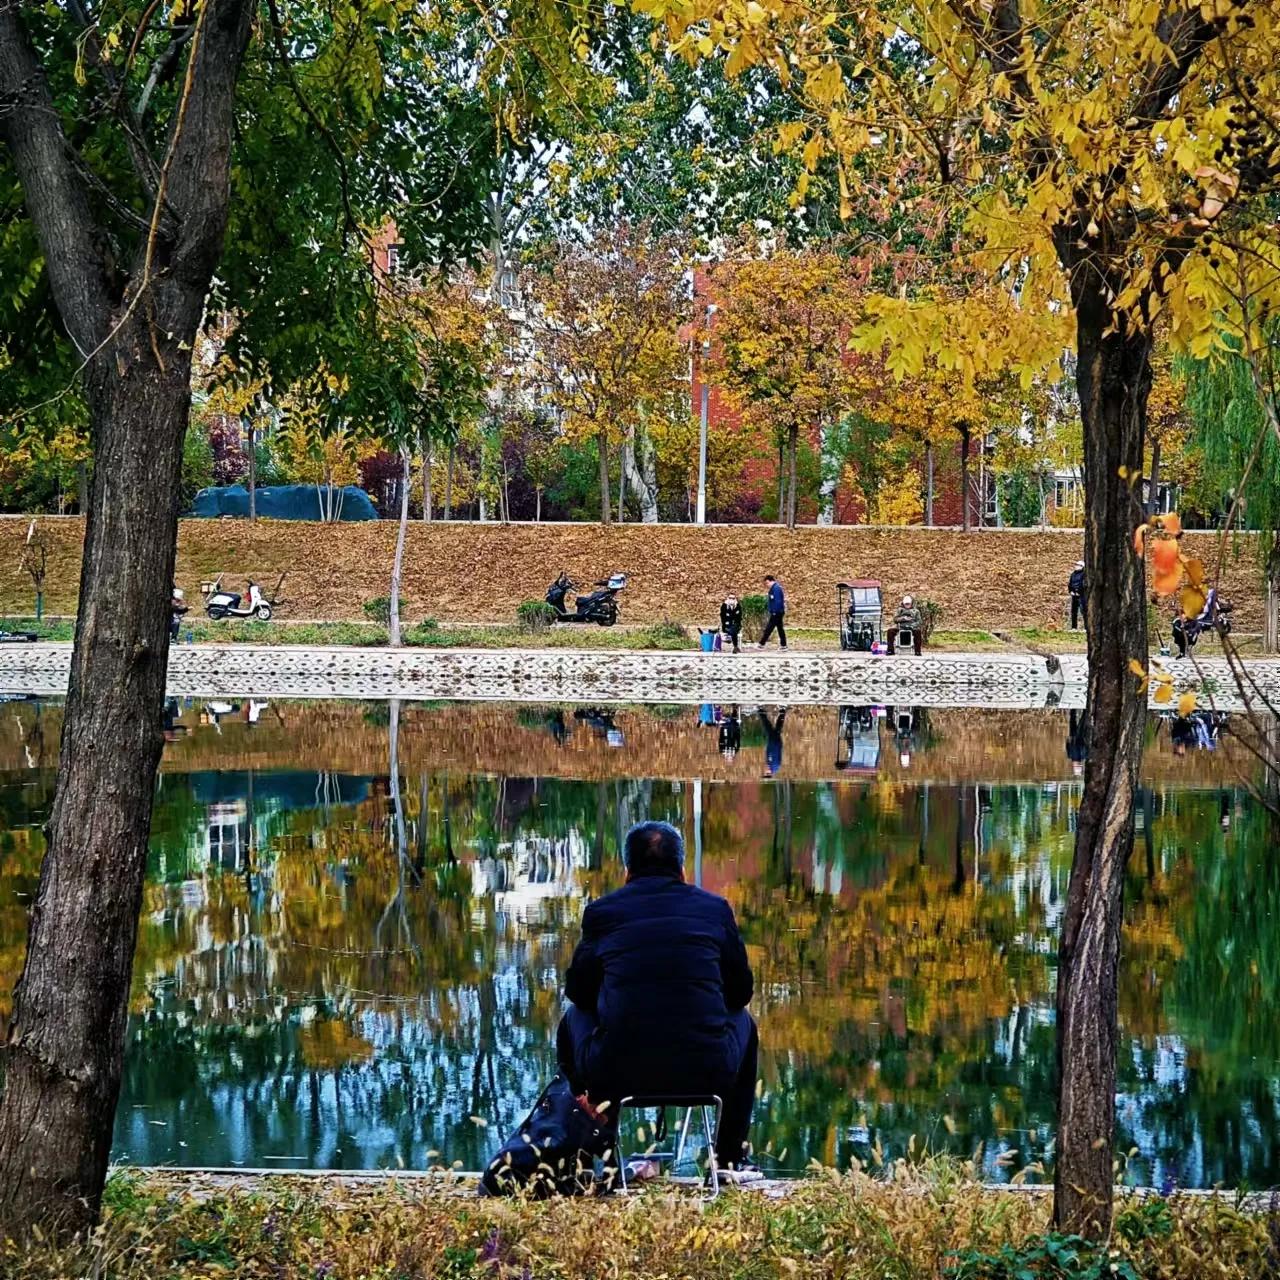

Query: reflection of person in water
[1169,709,1225,756]
[1065,709,1088,774]
[758,707,787,776]
[719,706,742,760]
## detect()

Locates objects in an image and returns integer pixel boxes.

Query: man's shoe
[624,1158,662,1184]
[715,1162,765,1187]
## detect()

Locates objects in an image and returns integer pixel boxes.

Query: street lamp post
[696,302,716,525]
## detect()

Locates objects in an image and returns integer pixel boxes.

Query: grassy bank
[7,1165,1275,1280]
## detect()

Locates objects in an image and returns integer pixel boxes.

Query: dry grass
[5,1163,1276,1280]
[1,517,1265,634]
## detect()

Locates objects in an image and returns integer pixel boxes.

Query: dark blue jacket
[565,873,753,1092]
[767,582,785,615]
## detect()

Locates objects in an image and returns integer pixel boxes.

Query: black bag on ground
[479,1074,615,1197]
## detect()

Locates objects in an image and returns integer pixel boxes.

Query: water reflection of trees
[1,701,1278,1185]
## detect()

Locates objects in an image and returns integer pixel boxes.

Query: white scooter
[203,572,284,622]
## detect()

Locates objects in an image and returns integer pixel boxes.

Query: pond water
[1,697,1277,1190]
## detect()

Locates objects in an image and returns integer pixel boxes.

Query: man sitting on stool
[556,821,762,1182]
[888,594,924,655]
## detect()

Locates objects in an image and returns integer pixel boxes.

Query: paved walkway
[1,642,1277,710]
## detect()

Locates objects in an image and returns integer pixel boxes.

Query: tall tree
[0,0,610,1232]
[0,0,256,1232]
[643,0,1280,1234]
[709,244,876,528]
[528,225,687,524]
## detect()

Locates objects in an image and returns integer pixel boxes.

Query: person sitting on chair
[1172,586,1218,658]
[720,594,743,653]
[556,821,762,1182]
[888,595,924,655]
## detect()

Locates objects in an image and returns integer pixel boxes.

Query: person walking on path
[1068,560,1087,631]
[720,593,743,654]
[758,575,787,649]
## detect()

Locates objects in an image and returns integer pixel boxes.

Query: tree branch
[142,0,254,304]
[0,0,112,355]
[63,0,165,212]
[265,0,357,239]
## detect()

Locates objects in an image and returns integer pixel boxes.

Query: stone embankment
[2,641,1278,711]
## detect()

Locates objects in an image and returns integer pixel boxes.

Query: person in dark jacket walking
[720,594,743,653]
[758,575,787,649]
[557,821,761,1179]
[1068,560,1087,630]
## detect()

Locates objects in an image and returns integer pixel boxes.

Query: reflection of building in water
[471,831,591,923]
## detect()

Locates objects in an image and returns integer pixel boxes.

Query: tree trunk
[776,437,785,524]
[1052,293,1153,1239]
[0,0,253,1234]
[444,445,455,520]
[925,439,934,527]
[817,422,836,526]
[959,424,972,533]
[1146,437,1162,519]
[786,424,799,530]
[1265,532,1280,655]
[389,447,410,646]
[598,428,612,525]
[0,338,202,1231]
[244,422,254,517]
[422,438,432,522]
[535,486,542,523]
[622,421,659,524]
[616,435,627,523]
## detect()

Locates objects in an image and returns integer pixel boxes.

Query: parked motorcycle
[203,572,285,622]
[545,571,627,626]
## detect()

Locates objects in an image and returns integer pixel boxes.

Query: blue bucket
[699,630,715,653]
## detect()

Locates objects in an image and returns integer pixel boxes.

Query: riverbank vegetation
[6,1165,1276,1280]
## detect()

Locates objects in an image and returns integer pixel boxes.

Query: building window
[499,268,519,309]
[386,243,402,276]
[1055,478,1083,510]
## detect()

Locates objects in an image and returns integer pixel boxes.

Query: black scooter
[545,571,627,627]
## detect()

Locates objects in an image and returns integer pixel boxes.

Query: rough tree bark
[958,423,972,533]
[1052,283,1153,1238]
[0,0,254,1235]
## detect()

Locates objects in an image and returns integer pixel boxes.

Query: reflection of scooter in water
[835,705,881,773]
[201,698,269,732]
[573,706,624,747]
